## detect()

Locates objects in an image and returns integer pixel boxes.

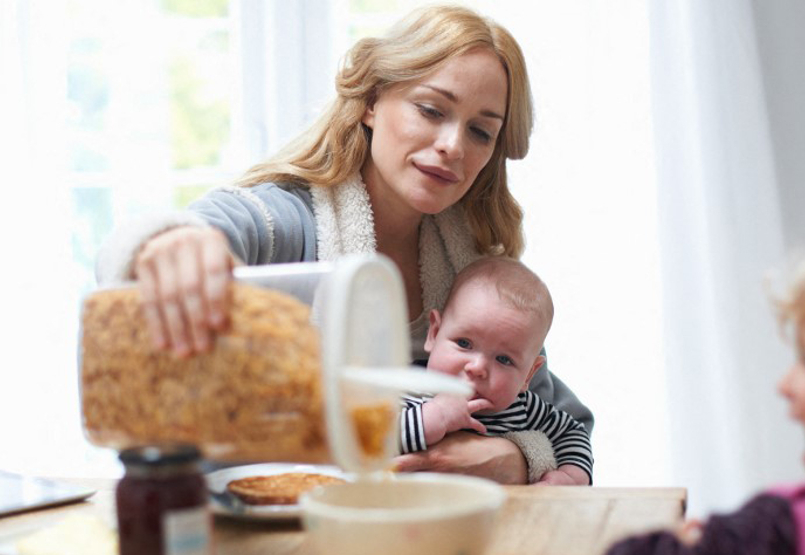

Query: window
[0,0,337,477]
[2,1,666,488]
[67,0,237,298]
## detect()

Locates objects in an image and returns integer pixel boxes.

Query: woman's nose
[435,123,464,160]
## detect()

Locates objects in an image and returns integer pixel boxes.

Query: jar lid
[119,443,201,467]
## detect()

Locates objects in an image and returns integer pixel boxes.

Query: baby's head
[775,259,805,433]
[425,257,553,413]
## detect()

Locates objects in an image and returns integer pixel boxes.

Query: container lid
[318,254,471,474]
[236,254,471,474]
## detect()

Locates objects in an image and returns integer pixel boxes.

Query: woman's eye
[416,104,443,119]
[470,127,493,144]
[496,355,514,366]
[455,338,471,349]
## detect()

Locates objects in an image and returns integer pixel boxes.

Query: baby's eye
[416,104,443,119]
[496,355,514,366]
[455,338,471,349]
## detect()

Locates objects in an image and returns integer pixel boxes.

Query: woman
[97,4,593,484]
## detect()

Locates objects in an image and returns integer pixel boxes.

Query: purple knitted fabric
[606,493,796,555]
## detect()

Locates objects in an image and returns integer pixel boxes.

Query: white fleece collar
[309,174,480,314]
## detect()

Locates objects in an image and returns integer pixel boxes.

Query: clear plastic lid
[79,254,469,473]
[318,255,470,473]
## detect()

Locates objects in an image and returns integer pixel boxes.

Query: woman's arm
[513,391,593,484]
[537,465,590,486]
[529,347,595,434]
[393,431,529,485]
[96,183,318,355]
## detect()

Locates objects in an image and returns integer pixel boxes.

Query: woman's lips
[414,162,459,183]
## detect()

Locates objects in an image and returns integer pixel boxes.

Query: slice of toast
[226,472,346,505]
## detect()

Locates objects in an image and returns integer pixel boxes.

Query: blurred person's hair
[771,256,805,329]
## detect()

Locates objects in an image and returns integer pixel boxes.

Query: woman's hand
[535,465,590,486]
[393,431,528,484]
[134,226,234,357]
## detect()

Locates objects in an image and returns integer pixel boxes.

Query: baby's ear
[521,355,546,392]
[424,309,442,354]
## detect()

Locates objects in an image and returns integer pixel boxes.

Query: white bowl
[300,473,505,555]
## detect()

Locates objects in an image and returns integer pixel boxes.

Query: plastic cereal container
[79,254,469,470]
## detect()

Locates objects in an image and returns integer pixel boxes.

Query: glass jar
[116,444,212,555]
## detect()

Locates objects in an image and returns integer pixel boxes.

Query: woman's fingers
[134,226,233,356]
[178,228,233,351]
[176,239,210,354]
[155,246,192,357]
[137,258,169,351]
[393,452,431,473]
[200,228,233,330]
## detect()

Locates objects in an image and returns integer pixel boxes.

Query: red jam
[116,444,211,555]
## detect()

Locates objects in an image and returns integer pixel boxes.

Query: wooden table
[0,478,686,555]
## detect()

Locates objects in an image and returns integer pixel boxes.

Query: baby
[399,256,593,485]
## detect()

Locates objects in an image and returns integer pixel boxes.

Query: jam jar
[116,444,212,555]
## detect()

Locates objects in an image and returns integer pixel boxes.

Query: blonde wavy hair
[773,257,805,331]
[237,4,534,257]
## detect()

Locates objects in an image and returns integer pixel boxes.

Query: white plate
[205,463,351,521]
[0,472,95,518]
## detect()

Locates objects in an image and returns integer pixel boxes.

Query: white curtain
[649,0,804,517]
[0,0,100,475]
[480,0,805,518]
[483,0,672,491]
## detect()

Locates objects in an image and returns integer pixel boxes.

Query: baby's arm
[523,392,594,485]
[421,394,491,446]
[399,394,491,454]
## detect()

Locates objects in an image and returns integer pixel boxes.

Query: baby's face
[779,324,805,432]
[425,282,548,414]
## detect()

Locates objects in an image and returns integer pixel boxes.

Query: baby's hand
[421,395,493,446]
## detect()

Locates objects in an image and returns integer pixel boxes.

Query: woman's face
[779,324,805,430]
[361,48,508,220]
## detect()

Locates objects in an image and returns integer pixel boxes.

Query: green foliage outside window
[174,184,214,208]
[162,0,228,18]
[169,56,230,169]
[350,0,399,12]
